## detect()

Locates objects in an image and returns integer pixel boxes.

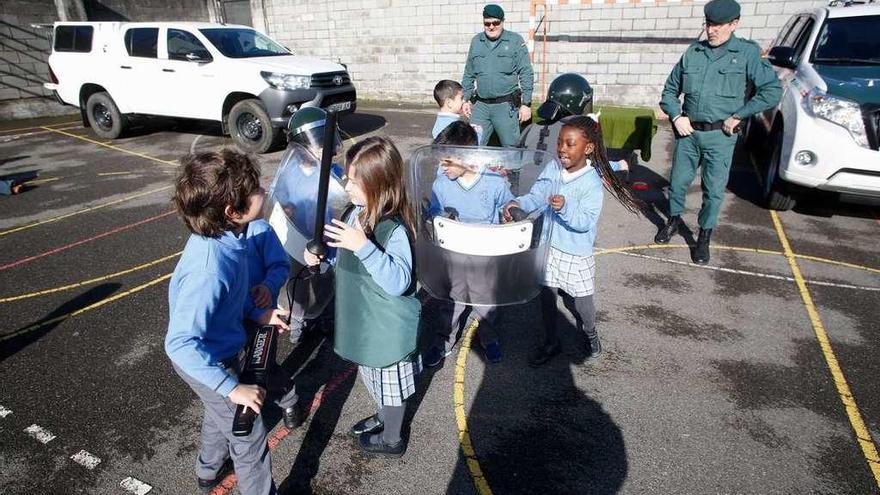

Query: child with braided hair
[503,116,642,366]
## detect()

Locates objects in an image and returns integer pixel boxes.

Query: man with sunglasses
[656,0,780,265]
[461,4,534,147]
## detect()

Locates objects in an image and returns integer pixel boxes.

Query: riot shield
[409,145,559,306]
[265,143,348,319]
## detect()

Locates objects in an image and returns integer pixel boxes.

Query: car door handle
[162,68,175,73]
[120,65,131,69]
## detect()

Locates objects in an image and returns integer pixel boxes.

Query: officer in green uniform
[655,0,781,264]
[461,4,534,147]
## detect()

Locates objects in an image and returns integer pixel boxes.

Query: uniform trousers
[668,129,738,229]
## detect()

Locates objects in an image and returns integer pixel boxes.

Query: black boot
[654,215,682,244]
[584,327,602,358]
[692,228,712,265]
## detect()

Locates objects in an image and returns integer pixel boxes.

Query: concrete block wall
[261,0,828,111]
[0,0,57,108]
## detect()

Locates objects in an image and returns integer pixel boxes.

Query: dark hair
[432,121,478,146]
[173,149,261,237]
[345,136,417,239]
[433,79,464,107]
[561,116,644,215]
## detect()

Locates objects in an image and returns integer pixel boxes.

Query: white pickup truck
[44,22,356,153]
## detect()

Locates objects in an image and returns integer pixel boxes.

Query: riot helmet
[536,73,594,122]
[286,106,342,157]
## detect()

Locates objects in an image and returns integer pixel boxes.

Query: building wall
[0,0,58,112]
[260,0,828,111]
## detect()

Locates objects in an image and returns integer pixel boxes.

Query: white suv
[44,22,356,153]
[748,2,880,210]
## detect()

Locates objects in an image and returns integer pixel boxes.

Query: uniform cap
[704,0,740,24]
[483,4,504,20]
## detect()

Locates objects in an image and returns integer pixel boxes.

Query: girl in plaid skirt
[504,116,642,366]
[305,136,421,457]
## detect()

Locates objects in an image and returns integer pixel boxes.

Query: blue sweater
[432,112,484,143]
[428,169,513,224]
[245,219,291,307]
[347,207,414,297]
[515,160,604,256]
[165,230,265,396]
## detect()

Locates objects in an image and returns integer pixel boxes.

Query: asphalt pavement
[1,103,878,495]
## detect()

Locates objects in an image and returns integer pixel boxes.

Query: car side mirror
[185,51,211,63]
[767,46,797,70]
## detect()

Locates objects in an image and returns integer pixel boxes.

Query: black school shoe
[528,341,561,367]
[198,458,233,493]
[357,431,406,458]
[283,404,305,430]
[349,414,384,437]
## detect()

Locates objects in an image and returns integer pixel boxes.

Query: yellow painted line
[40,126,177,167]
[592,243,880,276]
[97,172,132,176]
[0,120,79,134]
[0,273,172,344]
[769,211,880,487]
[0,185,173,237]
[25,177,61,185]
[595,243,781,257]
[795,253,880,276]
[454,319,493,495]
[0,251,181,303]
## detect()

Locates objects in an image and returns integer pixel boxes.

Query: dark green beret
[483,4,504,20]
[704,0,741,24]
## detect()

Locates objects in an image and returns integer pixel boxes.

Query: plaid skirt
[359,354,422,407]
[544,247,596,297]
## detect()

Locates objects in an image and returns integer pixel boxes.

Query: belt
[690,121,725,132]
[475,92,518,105]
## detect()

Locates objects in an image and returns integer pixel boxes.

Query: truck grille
[864,104,880,151]
[311,71,351,88]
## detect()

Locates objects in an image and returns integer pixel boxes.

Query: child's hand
[251,284,272,308]
[229,384,266,414]
[303,249,322,267]
[258,308,290,332]
[549,195,565,211]
[501,201,520,222]
[325,218,368,252]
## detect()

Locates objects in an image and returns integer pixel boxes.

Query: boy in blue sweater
[432,79,483,143]
[424,121,512,366]
[244,218,304,429]
[165,149,289,495]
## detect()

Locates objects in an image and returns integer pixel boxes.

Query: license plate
[327,101,351,112]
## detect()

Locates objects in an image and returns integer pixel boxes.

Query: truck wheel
[763,132,796,211]
[85,92,127,139]
[228,99,281,154]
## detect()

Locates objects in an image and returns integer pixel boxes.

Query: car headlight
[261,71,310,90]
[807,88,869,148]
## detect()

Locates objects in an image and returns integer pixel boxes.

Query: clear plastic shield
[409,145,559,306]
[265,143,347,319]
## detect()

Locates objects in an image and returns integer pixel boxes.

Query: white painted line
[616,251,880,292]
[120,477,153,494]
[24,424,56,444]
[70,450,102,469]
[0,405,11,418]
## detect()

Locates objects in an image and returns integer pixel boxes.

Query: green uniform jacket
[659,35,781,123]
[333,215,421,369]
[462,29,534,104]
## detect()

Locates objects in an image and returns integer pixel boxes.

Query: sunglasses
[483,20,502,27]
